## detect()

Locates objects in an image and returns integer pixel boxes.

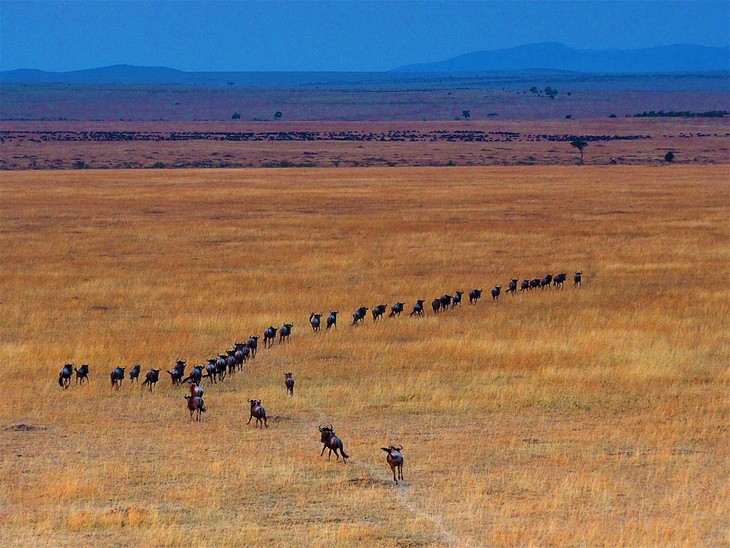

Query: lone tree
[274,111,283,120]
[570,139,588,164]
[664,150,675,163]
[231,112,241,120]
[462,110,471,119]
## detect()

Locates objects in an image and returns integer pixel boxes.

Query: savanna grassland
[0,166,728,546]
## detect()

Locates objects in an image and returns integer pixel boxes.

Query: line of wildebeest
[56,270,582,484]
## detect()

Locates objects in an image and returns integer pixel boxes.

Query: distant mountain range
[393,43,730,73]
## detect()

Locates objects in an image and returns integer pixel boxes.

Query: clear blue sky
[1,0,728,72]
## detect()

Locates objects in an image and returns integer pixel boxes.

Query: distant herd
[57,270,583,483]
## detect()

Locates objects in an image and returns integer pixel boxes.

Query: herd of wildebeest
[57,270,583,484]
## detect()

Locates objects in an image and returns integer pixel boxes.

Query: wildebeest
[318,425,349,462]
[74,364,89,385]
[529,278,541,290]
[129,364,141,383]
[215,354,228,381]
[326,311,338,331]
[520,279,530,292]
[142,369,161,391]
[185,395,206,421]
[553,272,567,289]
[540,274,553,289]
[372,304,387,322]
[58,363,74,389]
[491,285,502,300]
[247,399,268,428]
[352,306,368,325]
[469,289,483,304]
[182,364,204,385]
[225,350,237,375]
[204,358,218,384]
[264,326,278,348]
[452,291,464,308]
[506,278,519,295]
[189,382,204,398]
[439,294,453,309]
[310,313,323,333]
[381,445,404,484]
[110,366,126,389]
[247,335,259,358]
[167,360,186,386]
[389,302,405,317]
[410,299,425,317]
[284,372,295,396]
[234,342,250,367]
[431,298,441,314]
[279,323,293,343]
[574,271,582,286]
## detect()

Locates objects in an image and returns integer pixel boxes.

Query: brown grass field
[0,165,728,546]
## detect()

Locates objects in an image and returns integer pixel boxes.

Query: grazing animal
[553,272,567,289]
[520,279,530,292]
[431,298,442,315]
[352,306,368,325]
[247,399,268,428]
[389,302,405,317]
[167,360,186,386]
[310,313,323,333]
[205,358,218,384]
[372,304,387,322]
[129,364,141,383]
[410,299,425,317]
[451,291,464,308]
[185,395,206,421]
[529,278,541,290]
[110,366,126,389]
[189,382,204,398]
[74,364,89,385]
[381,445,405,484]
[439,294,453,309]
[540,274,553,289]
[182,364,204,385]
[326,311,338,331]
[284,372,295,396]
[574,271,583,287]
[506,278,519,295]
[491,285,502,300]
[264,326,278,348]
[58,363,74,389]
[142,369,161,391]
[279,323,293,343]
[318,425,349,462]
[247,335,259,358]
[469,289,483,304]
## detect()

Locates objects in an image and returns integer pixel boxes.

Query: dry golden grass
[0,165,728,546]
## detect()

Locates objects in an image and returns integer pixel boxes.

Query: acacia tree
[462,110,471,119]
[570,139,588,164]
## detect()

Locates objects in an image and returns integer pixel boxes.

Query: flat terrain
[0,166,728,546]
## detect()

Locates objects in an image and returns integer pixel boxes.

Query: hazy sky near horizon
[2,0,728,72]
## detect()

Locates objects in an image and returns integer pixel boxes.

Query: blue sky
[1,1,728,72]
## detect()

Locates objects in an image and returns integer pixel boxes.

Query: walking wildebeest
[204,358,218,384]
[215,354,228,381]
[431,298,442,314]
[410,299,425,317]
[506,278,519,295]
[372,304,387,322]
[167,360,186,386]
[185,395,206,421]
[110,366,126,389]
[491,285,502,300]
[182,364,204,385]
[574,271,583,286]
[553,272,567,289]
[247,335,259,358]
[352,306,368,325]
[540,274,553,289]
[234,342,250,368]
[520,279,530,292]
[129,364,141,383]
[74,364,89,385]
[309,313,323,333]
[58,363,74,389]
[469,289,483,304]
[529,278,541,290]
[452,291,464,308]
[326,311,338,331]
[142,369,161,391]
[389,302,405,317]
[188,382,204,398]
[279,323,293,343]
[284,372,295,396]
[381,445,405,484]
[318,425,349,462]
[439,294,453,309]
[225,350,237,375]
[264,326,278,348]
[247,399,268,428]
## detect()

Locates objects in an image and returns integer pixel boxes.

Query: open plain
[0,165,728,546]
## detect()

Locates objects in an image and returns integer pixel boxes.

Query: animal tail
[341,448,349,459]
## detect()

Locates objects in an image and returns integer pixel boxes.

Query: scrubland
[0,166,727,546]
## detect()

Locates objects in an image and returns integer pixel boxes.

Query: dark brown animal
[58,363,74,389]
[574,271,583,286]
[326,311,338,330]
[129,364,141,383]
[318,425,349,462]
[469,289,483,304]
[506,278,519,295]
[451,291,464,308]
[372,304,387,322]
[410,299,425,317]
[284,372,295,396]
[142,369,161,391]
[352,306,368,325]
[279,323,293,343]
[185,395,206,421]
[310,313,323,333]
[264,326,278,348]
[247,399,268,428]
[389,302,405,317]
[74,364,89,385]
[110,367,126,389]
[381,445,404,484]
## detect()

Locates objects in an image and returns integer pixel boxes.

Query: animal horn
[396,445,403,451]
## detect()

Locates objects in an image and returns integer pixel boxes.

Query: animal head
[576,271,582,275]
[284,323,293,328]
[381,445,403,454]
[495,285,501,290]
[330,310,338,315]
[248,399,261,407]
[284,372,293,378]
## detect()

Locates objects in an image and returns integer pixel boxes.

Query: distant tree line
[633,110,728,118]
